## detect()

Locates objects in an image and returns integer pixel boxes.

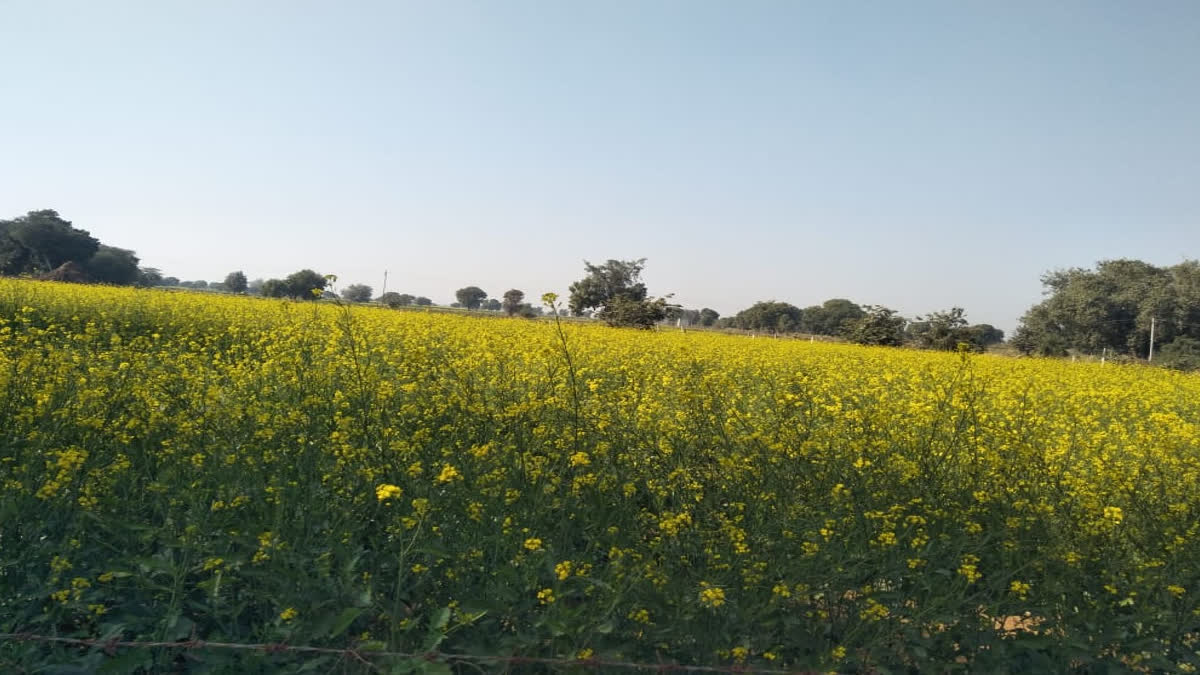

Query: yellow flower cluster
[4,279,1200,671]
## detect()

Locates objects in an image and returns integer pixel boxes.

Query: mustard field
[2,279,1200,673]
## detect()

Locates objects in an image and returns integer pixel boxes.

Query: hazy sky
[3,1,1198,331]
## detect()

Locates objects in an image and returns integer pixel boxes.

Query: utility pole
[1148,317,1156,362]
[382,270,388,297]
[1101,347,1106,365]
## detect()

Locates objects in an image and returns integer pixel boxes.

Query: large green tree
[568,259,648,315]
[261,279,287,298]
[224,271,248,294]
[502,289,525,316]
[341,284,373,303]
[455,286,488,310]
[801,298,865,336]
[908,307,971,351]
[730,301,804,333]
[85,246,141,285]
[567,258,671,328]
[379,292,414,308]
[0,210,100,275]
[1013,259,1200,359]
[845,305,907,346]
[283,269,327,300]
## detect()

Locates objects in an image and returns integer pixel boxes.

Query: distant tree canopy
[567,259,646,310]
[85,245,141,285]
[261,279,287,298]
[483,298,502,312]
[699,308,720,326]
[903,307,1005,353]
[1012,259,1200,362]
[224,271,248,294]
[726,299,865,336]
[502,289,525,316]
[415,296,432,306]
[379,292,414,308]
[568,258,671,329]
[969,324,1006,349]
[455,286,487,310]
[731,301,804,333]
[1158,336,1200,372]
[341,284,373,303]
[259,270,326,300]
[138,267,164,287]
[801,299,865,336]
[845,305,907,346]
[0,210,147,286]
[284,269,328,300]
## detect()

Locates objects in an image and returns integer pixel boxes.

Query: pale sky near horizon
[3,1,1198,332]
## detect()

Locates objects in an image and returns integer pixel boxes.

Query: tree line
[0,210,143,285]
[1012,259,1200,371]
[4,210,1197,370]
[714,298,1005,352]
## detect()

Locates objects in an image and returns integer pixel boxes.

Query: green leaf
[97,648,153,674]
[419,661,453,675]
[169,615,195,640]
[327,607,363,639]
[429,607,451,631]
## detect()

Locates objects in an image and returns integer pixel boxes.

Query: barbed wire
[0,633,817,674]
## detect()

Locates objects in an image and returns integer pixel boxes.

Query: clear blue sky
[3,1,1198,332]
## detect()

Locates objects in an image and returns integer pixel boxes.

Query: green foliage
[698,308,719,327]
[85,246,141,285]
[261,278,287,298]
[502,289,525,316]
[800,298,865,336]
[1158,336,1200,371]
[379,292,412,308]
[908,307,973,351]
[284,269,328,300]
[224,271,248,294]
[0,210,145,289]
[968,323,1005,349]
[596,294,670,329]
[568,258,672,328]
[138,267,164,287]
[455,286,488,310]
[568,259,648,315]
[1014,259,1200,359]
[731,301,804,333]
[845,305,906,346]
[483,298,502,311]
[415,296,432,306]
[902,309,1002,353]
[0,210,100,275]
[341,284,373,303]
